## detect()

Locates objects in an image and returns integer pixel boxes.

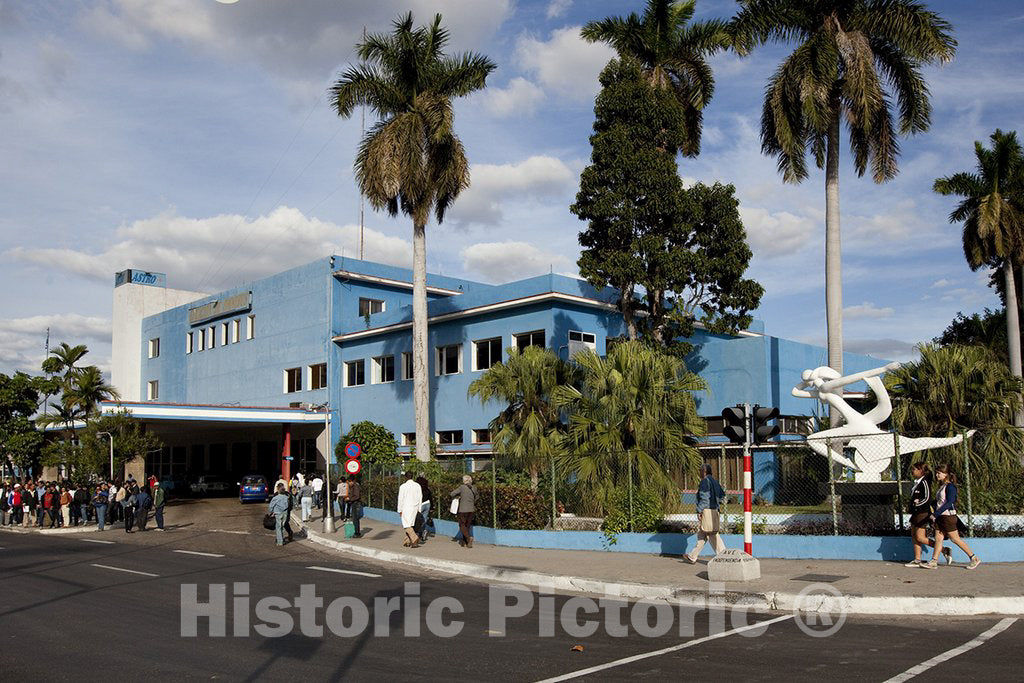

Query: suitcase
[344,520,356,538]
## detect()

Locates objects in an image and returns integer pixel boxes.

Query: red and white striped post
[743,443,753,555]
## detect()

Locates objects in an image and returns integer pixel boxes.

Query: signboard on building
[188,291,253,326]
[114,269,167,288]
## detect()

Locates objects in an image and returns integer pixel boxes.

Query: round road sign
[345,442,362,459]
[344,458,362,475]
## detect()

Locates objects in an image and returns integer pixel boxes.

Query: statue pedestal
[707,548,761,582]
[832,482,904,531]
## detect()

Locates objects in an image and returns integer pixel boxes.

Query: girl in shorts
[923,464,980,570]
[905,462,950,567]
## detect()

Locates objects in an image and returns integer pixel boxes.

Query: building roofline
[333,269,464,297]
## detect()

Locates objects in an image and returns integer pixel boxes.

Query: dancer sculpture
[793,363,970,482]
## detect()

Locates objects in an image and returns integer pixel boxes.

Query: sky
[1,0,1021,377]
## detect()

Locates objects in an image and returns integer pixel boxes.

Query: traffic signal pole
[741,403,753,555]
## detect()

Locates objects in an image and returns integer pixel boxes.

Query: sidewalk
[292,513,1024,617]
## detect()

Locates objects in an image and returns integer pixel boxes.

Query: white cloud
[5,206,413,293]
[843,302,895,320]
[932,278,952,288]
[460,241,575,283]
[739,206,817,257]
[546,0,573,19]
[515,26,615,102]
[448,155,576,227]
[482,76,545,118]
[843,338,918,362]
[0,314,112,375]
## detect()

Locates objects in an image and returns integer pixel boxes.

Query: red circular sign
[344,458,362,475]
[345,442,362,459]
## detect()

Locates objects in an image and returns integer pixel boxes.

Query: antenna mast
[359,25,366,261]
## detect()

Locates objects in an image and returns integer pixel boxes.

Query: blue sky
[1,0,1020,375]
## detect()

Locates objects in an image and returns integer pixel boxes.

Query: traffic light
[752,405,780,444]
[722,405,747,444]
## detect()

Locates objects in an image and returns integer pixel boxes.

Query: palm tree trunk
[825,111,844,426]
[412,222,431,462]
[1002,261,1023,427]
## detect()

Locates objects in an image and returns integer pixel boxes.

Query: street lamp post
[97,431,114,479]
[308,402,335,534]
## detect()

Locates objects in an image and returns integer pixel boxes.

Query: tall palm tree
[467,346,578,490]
[553,341,707,511]
[581,0,728,157]
[330,12,495,461]
[934,129,1024,424]
[731,0,956,378]
[67,366,120,417]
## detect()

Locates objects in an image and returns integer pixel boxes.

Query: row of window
[401,429,491,446]
[183,315,256,354]
[283,363,328,393]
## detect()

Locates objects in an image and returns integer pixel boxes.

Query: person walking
[335,478,348,519]
[397,471,423,547]
[74,484,90,526]
[299,480,314,522]
[923,464,980,570]
[122,484,137,533]
[416,476,435,540]
[92,486,109,532]
[135,486,152,531]
[152,481,166,531]
[345,474,362,538]
[268,483,291,546]
[312,473,324,510]
[450,475,479,548]
[904,462,949,567]
[685,464,728,564]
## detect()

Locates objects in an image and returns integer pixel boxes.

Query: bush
[601,487,663,545]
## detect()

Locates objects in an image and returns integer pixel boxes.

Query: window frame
[358,297,386,317]
[147,380,159,401]
[309,363,327,391]
[436,429,463,445]
[185,332,193,355]
[148,337,160,359]
[231,318,241,344]
[283,367,302,394]
[401,352,414,380]
[207,326,216,349]
[373,355,395,384]
[472,337,502,371]
[246,314,255,340]
[514,330,545,352]
[345,359,366,387]
[436,343,462,376]
[472,428,492,444]
[401,432,416,447]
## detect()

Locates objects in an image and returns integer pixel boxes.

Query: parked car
[238,474,269,503]
[158,474,188,495]
[190,475,233,497]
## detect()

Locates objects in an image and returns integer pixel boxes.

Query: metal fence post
[962,430,972,536]
[628,453,634,533]
[549,452,556,525]
[491,458,497,530]
[894,432,904,531]
[719,445,726,528]
[827,437,838,536]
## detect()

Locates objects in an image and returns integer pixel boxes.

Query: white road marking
[90,563,160,578]
[208,529,249,535]
[533,614,795,683]
[81,539,115,544]
[173,550,225,558]
[882,618,1018,682]
[306,565,382,578]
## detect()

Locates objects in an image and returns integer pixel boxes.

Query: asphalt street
[0,499,1019,681]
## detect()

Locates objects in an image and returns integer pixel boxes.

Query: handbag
[263,513,276,530]
[450,498,460,515]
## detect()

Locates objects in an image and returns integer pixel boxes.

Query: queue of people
[0,475,167,533]
[267,471,363,546]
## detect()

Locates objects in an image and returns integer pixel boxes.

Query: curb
[0,523,104,535]
[292,515,1024,617]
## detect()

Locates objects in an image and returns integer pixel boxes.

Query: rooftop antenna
[43,326,50,414]
[359,25,366,261]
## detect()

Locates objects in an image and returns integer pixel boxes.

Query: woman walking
[299,479,314,523]
[904,462,950,568]
[923,464,981,570]
[416,476,435,540]
[268,484,291,546]
[450,475,479,548]
[397,471,423,548]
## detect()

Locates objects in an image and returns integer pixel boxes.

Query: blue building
[107,256,886,499]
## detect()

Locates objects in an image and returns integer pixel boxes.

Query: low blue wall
[361,507,1024,562]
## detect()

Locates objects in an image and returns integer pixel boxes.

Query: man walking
[153,481,166,531]
[135,486,153,531]
[685,464,728,564]
[397,471,423,548]
[311,472,324,510]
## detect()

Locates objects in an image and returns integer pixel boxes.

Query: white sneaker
[904,559,922,567]
[684,554,697,564]
[921,560,938,570]
[967,555,981,570]
[942,548,953,565]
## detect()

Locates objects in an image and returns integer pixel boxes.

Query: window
[246,314,255,340]
[569,330,596,344]
[515,330,545,351]
[473,337,502,371]
[402,352,414,380]
[221,322,229,346]
[436,430,463,445]
[284,367,302,393]
[185,332,193,355]
[568,330,597,357]
[436,343,462,376]
[147,380,159,401]
[402,433,416,446]
[207,326,216,349]
[704,417,725,436]
[309,363,327,390]
[373,355,395,384]
[358,297,385,317]
[197,329,206,352]
[345,360,365,387]
[148,338,160,359]
[231,319,241,344]
[472,428,492,444]
[780,416,813,435]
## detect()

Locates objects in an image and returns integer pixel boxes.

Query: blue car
[239,475,269,503]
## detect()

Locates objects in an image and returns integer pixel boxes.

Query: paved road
[0,500,1019,681]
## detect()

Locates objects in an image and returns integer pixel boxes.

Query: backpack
[11,491,21,507]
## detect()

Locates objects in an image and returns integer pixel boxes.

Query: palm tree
[42,342,88,384]
[934,129,1024,424]
[467,346,578,490]
[884,343,1024,483]
[553,341,707,512]
[330,12,495,461]
[66,366,120,417]
[581,0,728,157]
[731,1,956,378]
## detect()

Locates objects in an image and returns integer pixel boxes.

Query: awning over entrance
[100,401,327,424]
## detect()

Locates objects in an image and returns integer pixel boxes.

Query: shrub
[601,487,663,545]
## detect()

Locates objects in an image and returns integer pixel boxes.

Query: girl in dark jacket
[923,464,980,570]
[905,462,951,567]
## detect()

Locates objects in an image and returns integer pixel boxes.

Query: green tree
[553,341,707,513]
[581,0,728,157]
[330,12,495,462]
[43,409,161,479]
[884,343,1024,481]
[731,0,956,378]
[467,346,578,490]
[0,372,45,475]
[336,420,400,467]
[934,308,1008,363]
[64,365,120,417]
[40,342,88,386]
[573,58,762,349]
[934,129,1024,423]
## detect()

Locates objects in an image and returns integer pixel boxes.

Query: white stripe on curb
[534,614,795,682]
[208,529,249,535]
[91,563,159,577]
[81,539,115,545]
[307,565,382,578]
[882,618,1018,682]
[173,550,225,558]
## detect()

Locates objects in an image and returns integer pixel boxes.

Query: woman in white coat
[396,471,423,547]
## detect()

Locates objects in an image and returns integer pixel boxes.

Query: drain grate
[791,573,849,583]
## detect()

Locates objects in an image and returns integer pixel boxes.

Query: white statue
[792,363,970,483]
